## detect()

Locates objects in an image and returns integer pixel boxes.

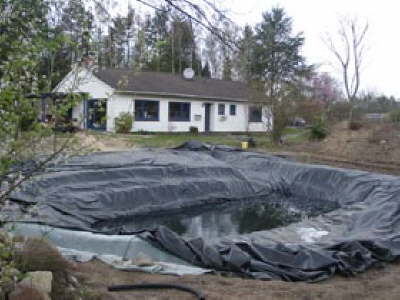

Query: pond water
[148,202,302,239]
[100,198,309,240]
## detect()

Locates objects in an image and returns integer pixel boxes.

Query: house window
[135,100,159,121]
[169,102,191,121]
[218,104,225,115]
[249,106,262,122]
[230,104,236,116]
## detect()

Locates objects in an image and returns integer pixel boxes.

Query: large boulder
[18,271,52,298]
[8,286,50,300]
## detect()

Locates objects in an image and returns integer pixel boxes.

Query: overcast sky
[227,0,400,97]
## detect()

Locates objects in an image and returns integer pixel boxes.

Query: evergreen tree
[60,0,94,61]
[250,7,312,142]
[252,7,310,97]
[236,25,255,82]
[222,56,232,80]
[201,61,211,78]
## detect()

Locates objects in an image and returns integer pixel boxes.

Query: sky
[226,0,400,97]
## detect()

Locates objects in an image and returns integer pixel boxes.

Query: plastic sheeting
[7,223,210,276]
[4,141,400,281]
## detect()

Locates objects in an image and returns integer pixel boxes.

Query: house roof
[94,69,249,102]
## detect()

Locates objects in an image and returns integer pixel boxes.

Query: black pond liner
[4,140,400,282]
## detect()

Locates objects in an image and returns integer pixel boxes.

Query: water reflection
[119,200,302,240]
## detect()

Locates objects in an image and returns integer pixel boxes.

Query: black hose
[108,283,206,300]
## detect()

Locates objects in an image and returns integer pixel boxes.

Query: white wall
[106,95,252,133]
[210,102,247,132]
[248,106,273,132]
[55,68,114,98]
[54,68,114,129]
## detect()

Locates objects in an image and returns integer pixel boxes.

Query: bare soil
[75,132,134,152]
[75,259,400,300]
[290,121,400,174]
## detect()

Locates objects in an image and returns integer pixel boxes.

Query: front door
[204,103,211,132]
[86,99,107,131]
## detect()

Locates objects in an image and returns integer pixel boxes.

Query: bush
[15,238,72,299]
[137,129,154,135]
[189,126,199,135]
[114,112,133,134]
[389,109,400,123]
[310,118,328,140]
[348,120,363,130]
[247,136,256,148]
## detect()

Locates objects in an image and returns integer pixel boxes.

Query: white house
[54,67,272,133]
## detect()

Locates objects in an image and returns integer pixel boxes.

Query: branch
[0,135,73,202]
[325,16,368,102]
[350,19,368,100]
[135,0,170,12]
[134,0,237,49]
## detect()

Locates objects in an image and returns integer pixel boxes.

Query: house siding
[107,95,252,133]
[54,68,114,130]
[54,69,272,133]
[248,107,273,132]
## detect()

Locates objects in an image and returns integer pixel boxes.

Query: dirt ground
[290,121,400,175]
[75,259,400,300]
[70,123,400,299]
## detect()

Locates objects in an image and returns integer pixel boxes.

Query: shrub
[0,233,23,295]
[114,112,133,134]
[348,120,363,130]
[189,126,199,135]
[137,129,154,135]
[389,109,400,123]
[247,136,256,148]
[310,118,328,140]
[15,238,72,299]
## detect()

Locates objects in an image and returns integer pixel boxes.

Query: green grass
[282,126,308,135]
[126,134,256,148]
[89,127,310,151]
[283,127,310,144]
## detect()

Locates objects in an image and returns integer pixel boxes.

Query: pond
[96,197,313,240]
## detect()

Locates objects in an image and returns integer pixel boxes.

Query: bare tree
[325,17,368,104]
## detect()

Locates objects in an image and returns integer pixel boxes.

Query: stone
[68,274,79,287]
[8,286,50,300]
[19,271,52,294]
[133,252,154,267]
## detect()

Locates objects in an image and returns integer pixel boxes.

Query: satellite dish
[183,68,195,80]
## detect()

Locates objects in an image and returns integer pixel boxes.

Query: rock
[19,271,52,294]
[133,252,154,267]
[68,274,79,287]
[9,286,50,300]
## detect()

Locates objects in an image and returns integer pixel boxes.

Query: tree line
[0,0,338,88]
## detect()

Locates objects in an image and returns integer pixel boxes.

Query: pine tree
[250,7,312,142]
[201,61,211,78]
[252,7,310,97]
[222,56,232,80]
[236,25,255,82]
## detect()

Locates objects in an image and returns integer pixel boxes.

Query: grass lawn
[89,127,310,151]
[129,134,273,147]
